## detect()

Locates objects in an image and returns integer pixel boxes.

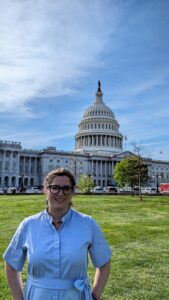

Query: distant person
[4,186,7,194]
[3,168,112,300]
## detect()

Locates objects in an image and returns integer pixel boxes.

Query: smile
[54,198,65,202]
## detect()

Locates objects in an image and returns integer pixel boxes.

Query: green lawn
[0,194,169,300]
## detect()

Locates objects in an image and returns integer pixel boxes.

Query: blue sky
[0,0,169,160]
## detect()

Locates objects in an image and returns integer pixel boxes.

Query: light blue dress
[3,208,112,300]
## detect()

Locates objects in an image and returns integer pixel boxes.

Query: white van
[144,187,157,194]
[92,186,104,193]
[26,187,42,194]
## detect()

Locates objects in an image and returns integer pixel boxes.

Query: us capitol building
[0,82,169,189]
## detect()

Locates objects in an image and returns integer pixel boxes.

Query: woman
[3,168,112,300]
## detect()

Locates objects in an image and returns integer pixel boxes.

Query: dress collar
[43,208,72,224]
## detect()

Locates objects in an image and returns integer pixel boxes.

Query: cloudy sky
[0,0,169,160]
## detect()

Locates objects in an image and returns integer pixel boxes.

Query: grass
[0,194,169,299]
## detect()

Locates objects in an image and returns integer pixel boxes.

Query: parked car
[0,187,4,194]
[133,186,157,194]
[118,186,132,193]
[92,186,104,193]
[160,183,169,194]
[7,186,17,194]
[104,186,118,194]
[144,187,157,194]
[25,187,42,194]
[74,188,81,194]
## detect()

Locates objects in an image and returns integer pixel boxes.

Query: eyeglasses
[48,185,74,195]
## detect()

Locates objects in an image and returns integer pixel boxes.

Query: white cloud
[0,0,122,116]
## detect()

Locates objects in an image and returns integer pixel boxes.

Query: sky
[0,0,169,160]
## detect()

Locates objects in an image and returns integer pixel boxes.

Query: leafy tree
[114,156,149,189]
[78,174,95,193]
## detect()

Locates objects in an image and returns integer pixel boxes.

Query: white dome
[83,103,115,118]
[83,82,115,119]
[75,81,123,154]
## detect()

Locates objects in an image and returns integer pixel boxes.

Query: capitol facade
[0,82,169,189]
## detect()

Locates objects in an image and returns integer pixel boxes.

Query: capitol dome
[75,81,123,154]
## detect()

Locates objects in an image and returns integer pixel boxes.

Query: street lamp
[156,174,161,193]
[153,174,161,193]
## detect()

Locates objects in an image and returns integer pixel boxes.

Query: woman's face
[45,175,73,215]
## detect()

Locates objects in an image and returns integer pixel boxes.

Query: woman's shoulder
[21,211,44,226]
[71,208,97,226]
[70,209,100,233]
[71,208,92,219]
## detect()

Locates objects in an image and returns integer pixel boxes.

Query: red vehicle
[160,183,169,194]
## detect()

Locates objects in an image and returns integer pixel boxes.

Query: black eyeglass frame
[47,184,74,195]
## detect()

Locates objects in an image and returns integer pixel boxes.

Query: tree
[78,174,95,193]
[114,156,149,199]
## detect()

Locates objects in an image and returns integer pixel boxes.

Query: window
[13,152,17,158]
[6,152,10,157]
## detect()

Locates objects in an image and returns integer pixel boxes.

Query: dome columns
[75,134,122,151]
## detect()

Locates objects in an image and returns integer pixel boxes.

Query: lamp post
[156,174,161,194]
[152,174,161,194]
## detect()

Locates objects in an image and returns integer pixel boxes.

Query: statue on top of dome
[98,80,101,92]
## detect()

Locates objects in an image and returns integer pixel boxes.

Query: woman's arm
[5,262,24,300]
[92,260,111,300]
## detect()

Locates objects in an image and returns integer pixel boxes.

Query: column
[29,157,31,174]
[9,151,13,172]
[101,161,103,177]
[23,157,25,173]
[101,135,103,146]
[105,161,107,177]
[2,150,6,171]
[96,161,98,177]
[34,158,37,186]
[96,135,98,147]
[98,135,100,146]
[94,136,96,146]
